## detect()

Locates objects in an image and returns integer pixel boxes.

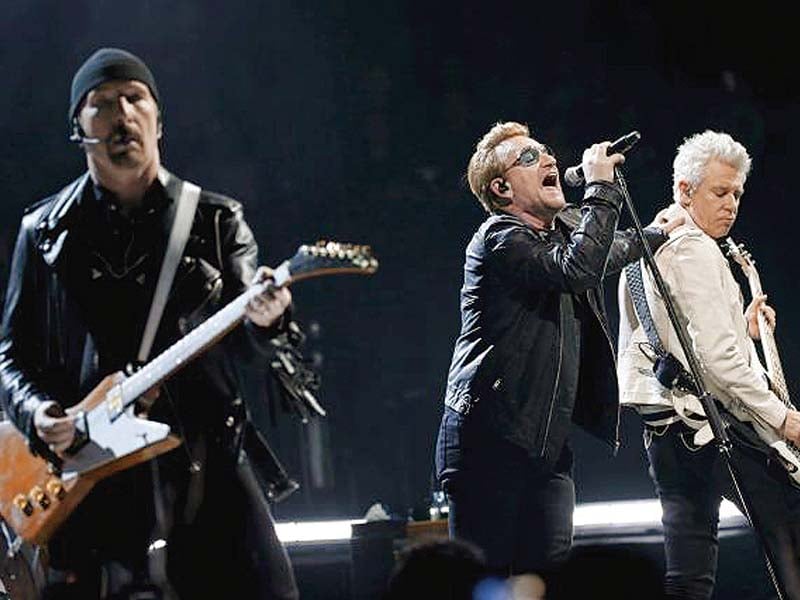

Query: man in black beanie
[0,47,299,599]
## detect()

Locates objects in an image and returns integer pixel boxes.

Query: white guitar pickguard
[60,406,171,480]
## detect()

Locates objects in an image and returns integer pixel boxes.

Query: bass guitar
[725,236,800,484]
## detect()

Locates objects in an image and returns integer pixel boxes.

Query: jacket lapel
[36,172,91,267]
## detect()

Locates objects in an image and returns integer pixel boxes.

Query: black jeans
[646,423,800,600]
[41,459,299,600]
[436,408,575,575]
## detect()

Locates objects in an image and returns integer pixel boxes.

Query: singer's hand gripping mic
[563,131,641,187]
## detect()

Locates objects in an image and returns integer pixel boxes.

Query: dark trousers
[41,457,298,600]
[646,423,800,600]
[436,408,575,575]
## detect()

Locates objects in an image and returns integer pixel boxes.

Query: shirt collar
[89,178,171,223]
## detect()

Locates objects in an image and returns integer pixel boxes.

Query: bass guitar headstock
[723,236,755,277]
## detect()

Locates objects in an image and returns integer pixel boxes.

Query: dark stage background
[2,1,799,522]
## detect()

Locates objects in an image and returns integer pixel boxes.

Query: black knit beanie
[69,48,160,122]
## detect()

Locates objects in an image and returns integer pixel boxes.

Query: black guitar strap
[625,260,699,395]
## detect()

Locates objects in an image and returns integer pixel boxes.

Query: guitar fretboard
[746,267,793,408]
[116,262,291,411]
[86,241,375,421]
[120,282,265,409]
[758,313,791,405]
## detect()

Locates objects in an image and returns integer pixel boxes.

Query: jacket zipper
[51,271,66,368]
[541,297,564,457]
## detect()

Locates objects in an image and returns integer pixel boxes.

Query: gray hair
[672,131,751,201]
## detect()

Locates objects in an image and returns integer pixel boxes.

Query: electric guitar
[725,237,800,484]
[0,241,378,544]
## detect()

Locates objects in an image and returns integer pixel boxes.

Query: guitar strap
[625,260,699,395]
[139,175,199,596]
[138,178,201,363]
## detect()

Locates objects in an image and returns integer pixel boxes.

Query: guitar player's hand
[246,266,292,328]
[781,410,800,445]
[33,401,76,454]
[745,294,776,340]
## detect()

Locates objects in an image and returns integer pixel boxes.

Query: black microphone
[69,121,103,145]
[563,131,641,187]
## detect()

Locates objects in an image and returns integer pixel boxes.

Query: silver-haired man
[618,130,800,599]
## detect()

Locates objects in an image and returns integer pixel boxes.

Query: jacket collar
[36,167,179,266]
[490,208,562,241]
[661,202,705,243]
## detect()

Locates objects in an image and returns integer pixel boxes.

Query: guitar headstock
[723,236,755,276]
[280,240,379,284]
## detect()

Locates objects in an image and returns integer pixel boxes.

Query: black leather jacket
[0,168,275,458]
[0,168,299,597]
[443,181,666,465]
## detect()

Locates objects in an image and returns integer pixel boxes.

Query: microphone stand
[615,167,786,600]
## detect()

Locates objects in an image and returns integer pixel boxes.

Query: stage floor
[281,499,775,599]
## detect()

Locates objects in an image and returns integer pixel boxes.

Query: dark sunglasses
[507,144,556,170]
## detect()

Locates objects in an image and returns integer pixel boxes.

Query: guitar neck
[120,284,261,407]
[759,315,791,404]
[96,239,377,419]
[119,261,291,411]
[747,270,791,405]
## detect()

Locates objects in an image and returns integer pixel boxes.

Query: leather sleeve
[0,217,57,443]
[484,181,626,293]
[214,203,288,365]
[605,226,668,276]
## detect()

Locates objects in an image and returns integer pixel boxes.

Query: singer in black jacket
[435,121,681,576]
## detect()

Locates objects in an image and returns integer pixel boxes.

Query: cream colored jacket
[617,204,787,440]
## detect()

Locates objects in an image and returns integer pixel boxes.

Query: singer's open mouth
[542,173,558,187]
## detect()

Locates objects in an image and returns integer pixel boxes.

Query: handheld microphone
[563,131,641,187]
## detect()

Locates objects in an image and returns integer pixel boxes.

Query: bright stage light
[147,538,167,552]
[573,498,744,528]
[275,500,746,543]
[274,519,365,543]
